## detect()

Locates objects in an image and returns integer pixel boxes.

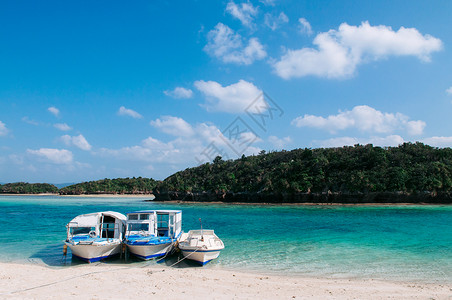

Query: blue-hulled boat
[64,211,126,263]
[124,210,182,260]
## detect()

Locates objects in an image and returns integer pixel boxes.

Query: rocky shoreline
[153,190,452,204]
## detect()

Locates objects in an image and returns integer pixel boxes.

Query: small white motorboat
[124,210,182,260]
[178,229,224,265]
[64,211,126,263]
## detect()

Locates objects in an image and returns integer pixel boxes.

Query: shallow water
[0,195,451,283]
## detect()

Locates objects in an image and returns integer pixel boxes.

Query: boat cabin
[66,211,126,240]
[126,210,182,239]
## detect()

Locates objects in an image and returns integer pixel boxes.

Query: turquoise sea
[0,195,451,283]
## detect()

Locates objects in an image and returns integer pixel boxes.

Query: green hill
[155,143,452,196]
[59,177,157,195]
[0,182,58,194]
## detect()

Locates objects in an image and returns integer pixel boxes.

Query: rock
[153,190,452,204]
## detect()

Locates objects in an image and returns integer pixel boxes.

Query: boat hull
[65,241,122,263]
[126,242,174,260]
[180,248,222,265]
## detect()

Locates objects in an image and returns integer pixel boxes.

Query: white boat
[124,210,182,260]
[64,211,126,263]
[178,229,224,265]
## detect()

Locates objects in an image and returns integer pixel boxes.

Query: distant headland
[1,143,451,204]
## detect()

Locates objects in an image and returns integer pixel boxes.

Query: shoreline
[60,194,155,198]
[0,262,450,299]
[0,193,155,198]
[154,200,452,206]
[1,194,451,206]
[155,190,452,205]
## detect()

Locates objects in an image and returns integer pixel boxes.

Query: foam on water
[0,195,451,283]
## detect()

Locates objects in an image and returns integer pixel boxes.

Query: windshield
[71,227,94,235]
[128,223,149,232]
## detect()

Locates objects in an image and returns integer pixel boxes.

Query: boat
[64,211,126,263]
[124,210,182,260]
[178,229,225,265]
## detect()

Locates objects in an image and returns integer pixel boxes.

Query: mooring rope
[166,248,199,268]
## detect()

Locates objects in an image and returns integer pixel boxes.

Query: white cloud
[99,129,219,165]
[298,18,313,35]
[0,121,8,136]
[164,87,193,99]
[142,136,175,151]
[22,117,39,126]
[315,135,405,148]
[260,0,275,6]
[100,145,162,163]
[226,1,258,27]
[48,106,60,117]
[204,23,266,65]
[366,135,405,146]
[151,116,195,137]
[292,105,425,135]
[27,148,73,164]
[275,31,355,79]
[446,87,452,95]
[240,131,262,143]
[406,120,426,136]
[268,135,292,149]
[99,136,190,164]
[54,123,72,131]
[61,134,92,151]
[422,136,452,148]
[118,106,143,119]
[339,22,442,62]
[194,79,265,113]
[264,12,289,31]
[99,117,262,166]
[242,38,267,63]
[273,21,443,79]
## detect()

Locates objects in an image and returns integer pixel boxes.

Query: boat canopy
[126,210,182,215]
[126,210,182,239]
[67,211,126,227]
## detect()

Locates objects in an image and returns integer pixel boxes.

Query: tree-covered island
[0,182,58,194]
[153,143,452,204]
[59,177,158,195]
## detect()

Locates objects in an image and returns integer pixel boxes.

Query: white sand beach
[0,262,450,299]
[1,194,154,198]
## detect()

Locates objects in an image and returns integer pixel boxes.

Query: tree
[213,156,223,164]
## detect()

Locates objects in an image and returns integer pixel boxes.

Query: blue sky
[1,0,452,183]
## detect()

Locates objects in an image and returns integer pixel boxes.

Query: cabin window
[157,214,169,228]
[128,214,138,220]
[71,227,94,235]
[139,214,149,220]
[128,223,149,231]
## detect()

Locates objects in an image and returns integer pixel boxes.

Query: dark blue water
[0,195,451,283]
